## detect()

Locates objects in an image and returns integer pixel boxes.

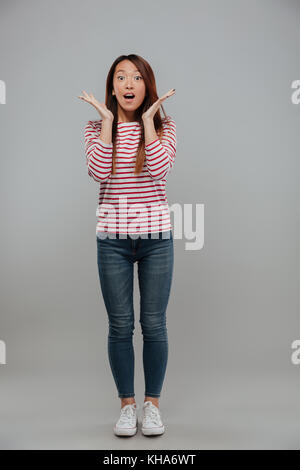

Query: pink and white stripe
[84,116,176,235]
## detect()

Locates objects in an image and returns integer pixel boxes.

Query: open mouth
[123,93,135,101]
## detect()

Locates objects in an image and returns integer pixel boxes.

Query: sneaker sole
[113,426,138,436]
[114,418,138,437]
[141,425,165,436]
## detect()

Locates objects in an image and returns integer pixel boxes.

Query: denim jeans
[96,230,174,398]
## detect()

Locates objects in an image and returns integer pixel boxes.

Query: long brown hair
[104,54,167,176]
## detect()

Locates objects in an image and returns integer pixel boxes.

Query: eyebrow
[116,69,140,73]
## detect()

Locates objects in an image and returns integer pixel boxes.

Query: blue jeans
[96,230,174,398]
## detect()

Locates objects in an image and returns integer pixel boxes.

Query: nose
[125,78,134,89]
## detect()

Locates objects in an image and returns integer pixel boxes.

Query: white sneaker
[141,401,165,436]
[113,402,139,436]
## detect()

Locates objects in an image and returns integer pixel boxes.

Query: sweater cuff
[96,138,113,149]
[145,138,160,150]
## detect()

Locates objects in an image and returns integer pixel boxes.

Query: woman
[78,54,176,437]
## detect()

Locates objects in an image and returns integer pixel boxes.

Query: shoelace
[143,403,161,426]
[118,404,138,425]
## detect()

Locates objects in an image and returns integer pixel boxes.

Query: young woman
[78,54,176,437]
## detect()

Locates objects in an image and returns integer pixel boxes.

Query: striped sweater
[84,116,176,235]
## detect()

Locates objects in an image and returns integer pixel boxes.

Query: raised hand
[78,90,114,121]
[142,88,175,121]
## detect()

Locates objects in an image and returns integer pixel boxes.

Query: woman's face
[113,59,146,120]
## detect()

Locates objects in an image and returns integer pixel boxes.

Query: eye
[117,76,124,80]
[135,76,142,80]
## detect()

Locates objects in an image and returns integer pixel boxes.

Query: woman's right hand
[78,90,114,122]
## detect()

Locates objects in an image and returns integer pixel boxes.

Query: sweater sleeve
[144,116,176,181]
[84,120,113,182]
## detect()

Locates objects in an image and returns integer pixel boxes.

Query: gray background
[0,0,300,450]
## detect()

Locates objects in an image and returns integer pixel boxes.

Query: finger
[159,92,171,101]
[165,88,175,98]
[159,89,175,102]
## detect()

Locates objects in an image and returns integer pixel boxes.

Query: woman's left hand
[142,88,175,121]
